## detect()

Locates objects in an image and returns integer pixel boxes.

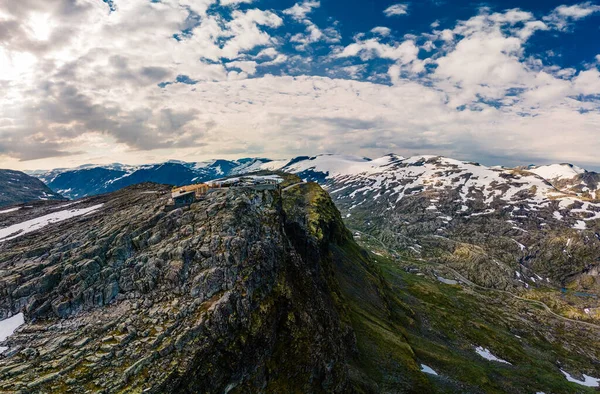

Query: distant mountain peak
[0,170,64,207]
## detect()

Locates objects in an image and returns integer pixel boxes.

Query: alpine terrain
[0,167,599,393]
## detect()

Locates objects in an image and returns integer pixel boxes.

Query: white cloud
[178,0,218,17]
[226,60,258,75]
[283,1,320,21]
[573,69,600,96]
[554,2,600,18]
[544,2,600,30]
[371,26,392,37]
[1,0,600,172]
[384,3,409,17]
[283,0,339,50]
[220,0,255,6]
[336,39,418,64]
[220,9,283,59]
[256,47,278,59]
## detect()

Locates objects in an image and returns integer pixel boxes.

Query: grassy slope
[366,254,599,393]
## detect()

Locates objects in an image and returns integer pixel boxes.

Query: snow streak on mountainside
[0,170,64,208]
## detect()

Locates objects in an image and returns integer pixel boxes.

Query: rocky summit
[0,179,361,392]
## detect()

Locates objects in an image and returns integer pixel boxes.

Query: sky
[0,0,599,171]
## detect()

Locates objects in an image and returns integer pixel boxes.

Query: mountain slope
[272,155,600,293]
[0,177,599,393]
[0,169,64,208]
[0,181,353,392]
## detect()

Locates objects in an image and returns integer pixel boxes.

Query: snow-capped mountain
[527,163,599,198]
[276,154,600,291]
[0,170,64,208]
[29,158,273,199]
[277,155,600,221]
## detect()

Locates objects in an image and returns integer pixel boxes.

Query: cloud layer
[0,0,599,170]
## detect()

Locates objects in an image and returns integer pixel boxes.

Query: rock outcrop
[0,181,359,393]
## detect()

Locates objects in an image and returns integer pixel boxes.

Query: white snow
[0,204,104,243]
[475,346,511,364]
[529,164,584,181]
[420,364,438,375]
[212,175,283,185]
[559,197,579,209]
[437,276,458,285]
[573,220,587,230]
[257,159,291,172]
[560,369,600,387]
[0,313,25,353]
[0,207,20,214]
[281,154,388,178]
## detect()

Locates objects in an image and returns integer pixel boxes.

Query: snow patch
[420,364,438,375]
[560,369,600,387]
[475,346,511,364]
[0,313,25,353]
[529,164,584,181]
[0,204,104,243]
[0,207,20,214]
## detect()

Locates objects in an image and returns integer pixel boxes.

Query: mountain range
[28,159,275,200]
[1,154,599,392]
[20,153,600,305]
[27,154,600,200]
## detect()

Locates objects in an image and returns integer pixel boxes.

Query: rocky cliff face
[0,169,64,208]
[0,180,363,393]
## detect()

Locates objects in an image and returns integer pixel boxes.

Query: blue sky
[0,0,599,170]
